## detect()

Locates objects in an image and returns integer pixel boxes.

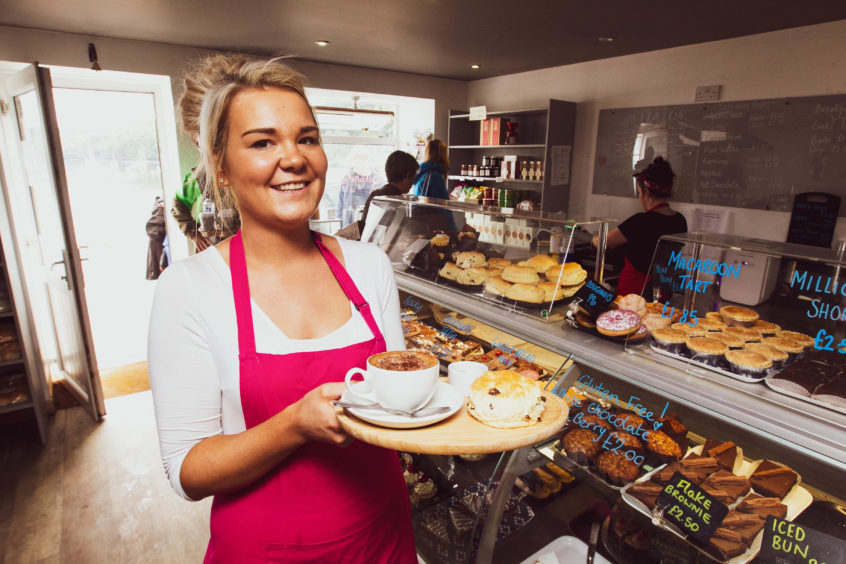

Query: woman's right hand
[289,382,350,446]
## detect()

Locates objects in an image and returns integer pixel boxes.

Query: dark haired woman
[592,157,687,296]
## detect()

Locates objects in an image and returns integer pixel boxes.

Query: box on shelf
[480,119,490,146]
[489,118,509,146]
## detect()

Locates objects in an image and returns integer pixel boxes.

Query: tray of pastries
[646,306,822,384]
[620,437,813,563]
[567,293,666,345]
[551,386,689,493]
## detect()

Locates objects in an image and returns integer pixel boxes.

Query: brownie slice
[812,375,846,410]
[705,440,739,472]
[750,461,798,499]
[627,480,663,510]
[702,469,751,503]
[699,483,733,506]
[736,492,788,519]
[722,510,765,546]
[768,361,829,397]
[653,456,718,485]
[709,527,747,560]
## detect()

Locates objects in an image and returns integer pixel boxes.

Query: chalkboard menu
[592,95,846,216]
[786,192,841,247]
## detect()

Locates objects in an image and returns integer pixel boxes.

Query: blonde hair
[424,139,449,176]
[192,55,314,233]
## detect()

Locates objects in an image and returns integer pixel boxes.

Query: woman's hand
[289,382,350,446]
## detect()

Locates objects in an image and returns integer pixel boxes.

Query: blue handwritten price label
[656,472,729,545]
[813,329,846,353]
[758,515,846,564]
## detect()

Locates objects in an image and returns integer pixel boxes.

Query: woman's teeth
[271,182,306,191]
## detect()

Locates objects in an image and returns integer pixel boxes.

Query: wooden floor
[0,391,211,564]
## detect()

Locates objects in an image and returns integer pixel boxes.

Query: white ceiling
[2,0,846,80]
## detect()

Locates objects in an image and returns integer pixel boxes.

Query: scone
[545,263,587,286]
[502,265,540,284]
[487,257,512,269]
[538,281,566,302]
[559,282,585,298]
[455,251,487,269]
[518,254,559,274]
[467,370,546,428]
[438,262,461,282]
[505,283,545,305]
[484,276,512,297]
[456,267,489,290]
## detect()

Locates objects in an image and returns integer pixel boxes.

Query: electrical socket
[695,85,722,102]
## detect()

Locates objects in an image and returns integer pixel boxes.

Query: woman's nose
[275,143,306,170]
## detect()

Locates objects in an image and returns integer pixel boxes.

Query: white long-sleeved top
[147,237,404,500]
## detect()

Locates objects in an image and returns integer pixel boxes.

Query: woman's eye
[299,135,319,145]
[251,139,273,149]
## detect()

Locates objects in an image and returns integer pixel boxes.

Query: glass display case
[361,213,846,563]
[362,195,614,323]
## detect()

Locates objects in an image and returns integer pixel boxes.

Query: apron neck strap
[229,231,257,355]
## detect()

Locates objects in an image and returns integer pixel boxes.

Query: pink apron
[204,231,416,563]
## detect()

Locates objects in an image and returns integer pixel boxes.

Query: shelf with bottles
[449,144,546,150]
[448,176,542,185]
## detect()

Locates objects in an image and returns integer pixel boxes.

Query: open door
[1,63,104,420]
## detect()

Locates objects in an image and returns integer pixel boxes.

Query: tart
[697,317,727,332]
[744,343,789,368]
[487,257,512,269]
[724,349,772,378]
[501,265,540,285]
[750,460,798,499]
[671,322,707,337]
[736,493,788,519]
[705,311,725,322]
[685,336,729,366]
[719,305,760,327]
[650,327,687,354]
[752,320,781,336]
[545,262,587,286]
[484,275,512,298]
[595,449,641,486]
[456,267,489,291]
[455,250,487,269]
[723,326,763,342]
[762,336,805,357]
[709,331,746,350]
[561,428,602,464]
[776,330,815,348]
[596,309,641,337]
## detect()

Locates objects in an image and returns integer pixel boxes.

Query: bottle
[537,161,544,182]
[460,164,467,176]
[520,161,528,180]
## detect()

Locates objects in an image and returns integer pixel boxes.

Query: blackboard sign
[656,472,729,544]
[574,277,616,316]
[593,95,846,215]
[758,515,845,564]
[786,192,841,248]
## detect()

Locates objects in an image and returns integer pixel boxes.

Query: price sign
[573,277,616,317]
[656,472,729,545]
[758,516,845,564]
[813,329,846,353]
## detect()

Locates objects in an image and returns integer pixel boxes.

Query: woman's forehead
[228,87,315,128]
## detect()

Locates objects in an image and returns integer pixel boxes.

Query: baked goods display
[0,372,28,408]
[467,370,546,428]
[621,436,812,563]
[403,319,484,363]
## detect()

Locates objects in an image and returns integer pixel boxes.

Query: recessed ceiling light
[471,64,481,69]
[315,40,330,47]
[598,37,614,42]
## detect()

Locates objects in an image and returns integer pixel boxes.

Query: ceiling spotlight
[598,37,614,42]
[471,64,481,69]
[315,40,330,47]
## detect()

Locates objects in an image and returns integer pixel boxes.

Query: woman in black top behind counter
[593,157,687,297]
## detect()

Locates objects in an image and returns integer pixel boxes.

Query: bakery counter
[397,272,846,500]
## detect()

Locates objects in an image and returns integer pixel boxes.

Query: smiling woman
[147,55,416,563]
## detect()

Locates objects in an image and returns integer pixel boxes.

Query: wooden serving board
[337,390,569,455]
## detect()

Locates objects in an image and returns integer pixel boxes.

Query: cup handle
[344,367,371,402]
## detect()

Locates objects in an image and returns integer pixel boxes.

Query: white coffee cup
[447,361,488,396]
[344,350,440,412]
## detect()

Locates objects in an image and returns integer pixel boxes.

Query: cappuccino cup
[344,350,440,412]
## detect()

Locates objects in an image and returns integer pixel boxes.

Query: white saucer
[341,381,463,429]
